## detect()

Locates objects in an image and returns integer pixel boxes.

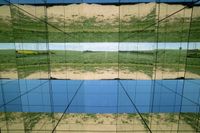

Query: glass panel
[10,2,49,79]
[155,3,191,79]
[119,3,156,80]
[186,45,200,79]
[0,5,17,79]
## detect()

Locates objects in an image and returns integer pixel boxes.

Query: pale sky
[0,42,200,51]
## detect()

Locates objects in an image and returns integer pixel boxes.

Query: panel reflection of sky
[0,79,199,113]
[0,43,200,51]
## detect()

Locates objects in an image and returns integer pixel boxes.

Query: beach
[1,68,200,79]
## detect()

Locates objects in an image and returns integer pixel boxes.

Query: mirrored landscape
[0,0,200,132]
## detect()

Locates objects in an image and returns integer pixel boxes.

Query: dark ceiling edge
[0,2,200,6]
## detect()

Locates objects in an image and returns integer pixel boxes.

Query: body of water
[0,79,199,113]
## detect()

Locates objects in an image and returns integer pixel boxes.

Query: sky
[0,42,200,51]
[0,0,199,4]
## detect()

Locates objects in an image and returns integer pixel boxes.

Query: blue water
[0,80,200,113]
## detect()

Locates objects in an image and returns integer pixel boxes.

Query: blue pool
[0,80,200,113]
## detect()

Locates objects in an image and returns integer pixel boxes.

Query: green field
[0,6,200,42]
[0,49,199,78]
[0,5,200,78]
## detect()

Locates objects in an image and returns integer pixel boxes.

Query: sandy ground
[1,69,200,79]
[156,3,192,20]
[154,69,200,79]
[48,69,152,80]
[33,113,148,132]
[0,70,18,79]
[0,5,11,18]
[0,112,196,132]
[1,3,200,21]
